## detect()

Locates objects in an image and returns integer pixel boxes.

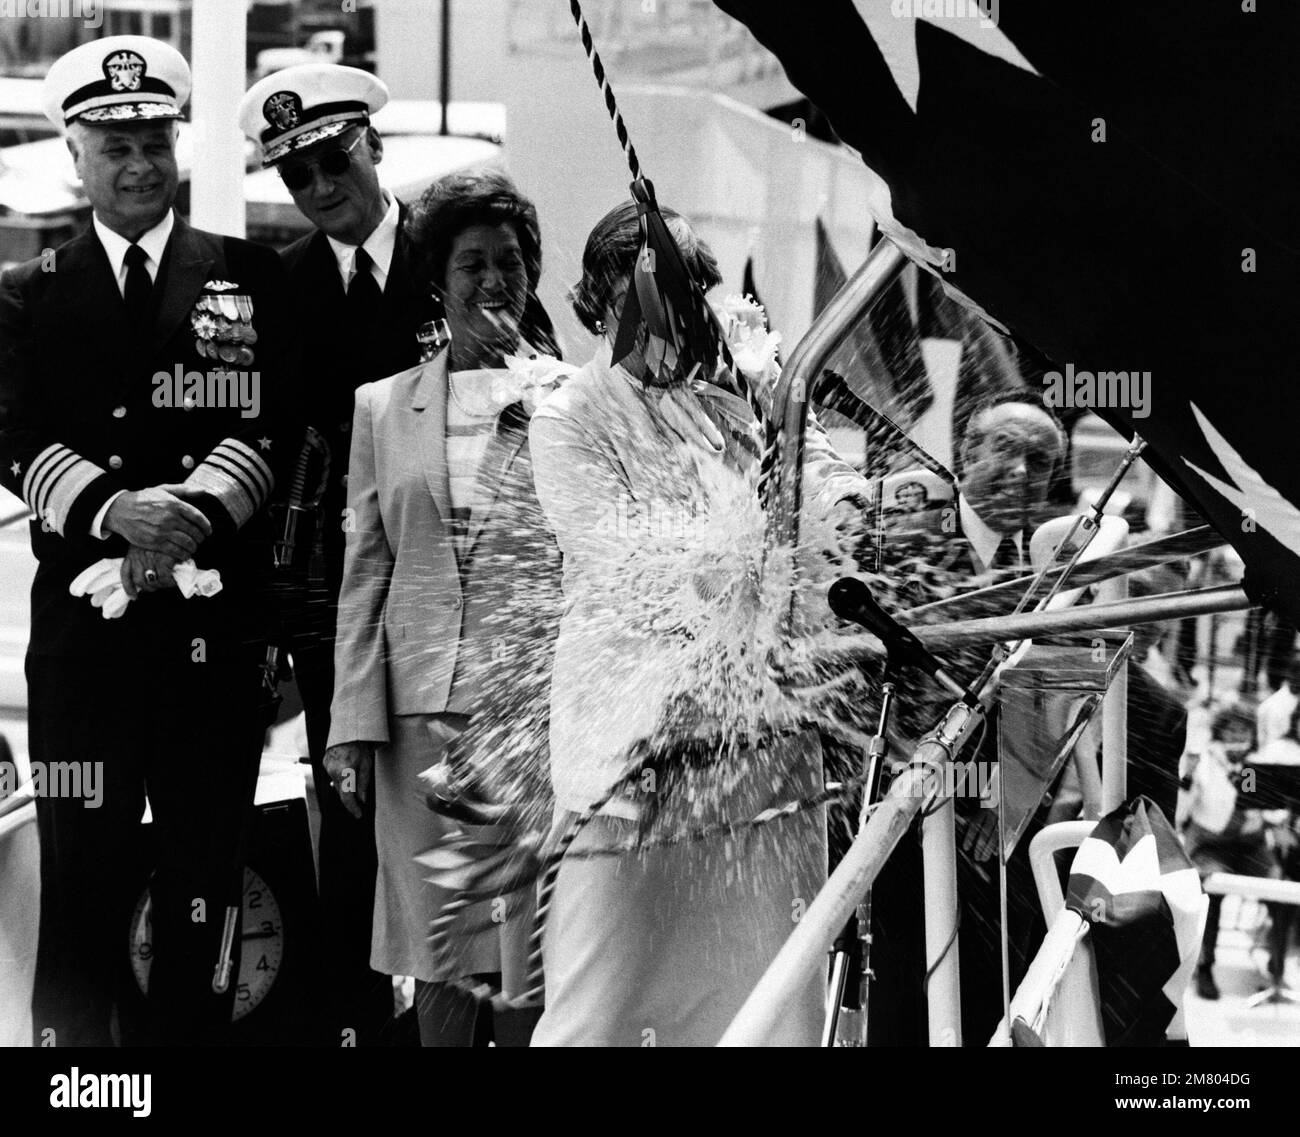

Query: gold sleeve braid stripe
[22,443,107,535]
[184,438,274,528]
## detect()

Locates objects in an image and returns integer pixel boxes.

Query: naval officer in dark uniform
[0,35,298,1045]
[238,64,439,1043]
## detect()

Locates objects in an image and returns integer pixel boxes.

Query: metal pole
[1240,608,1264,697]
[720,699,984,1046]
[1098,577,1130,813]
[720,763,930,1046]
[440,0,451,136]
[826,678,895,1046]
[909,585,1251,652]
[189,0,247,237]
[901,525,1222,628]
[1073,720,1105,819]
[991,907,1090,1046]
[1205,611,1219,706]
[922,794,961,1045]
[767,239,908,560]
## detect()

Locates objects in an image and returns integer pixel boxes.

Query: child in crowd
[1178,705,1273,1000]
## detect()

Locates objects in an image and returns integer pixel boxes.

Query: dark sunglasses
[276,131,365,192]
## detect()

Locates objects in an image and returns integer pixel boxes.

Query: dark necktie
[123,243,152,329]
[348,247,382,319]
[992,534,1020,573]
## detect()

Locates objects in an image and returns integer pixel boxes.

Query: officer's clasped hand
[103,484,213,559]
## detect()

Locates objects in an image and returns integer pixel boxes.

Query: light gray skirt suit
[329,351,560,985]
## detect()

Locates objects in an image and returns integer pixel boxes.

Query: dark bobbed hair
[570,200,722,336]
[1211,703,1256,744]
[405,169,558,356]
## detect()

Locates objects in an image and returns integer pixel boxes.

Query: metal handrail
[907,583,1249,650]
[818,584,1251,662]
[765,238,908,567]
[720,691,986,1046]
[899,525,1223,627]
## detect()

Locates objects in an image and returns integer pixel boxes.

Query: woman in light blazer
[325,171,563,1046]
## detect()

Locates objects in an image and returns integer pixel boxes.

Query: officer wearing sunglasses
[238,63,440,1046]
[277,128,367,193]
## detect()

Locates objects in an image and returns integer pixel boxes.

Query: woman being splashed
[526,200,871,1046]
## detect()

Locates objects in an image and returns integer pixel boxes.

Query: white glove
[69,559,123,599]
[69,557,222,619]
[91,583,131,619]
[173,560,223,599]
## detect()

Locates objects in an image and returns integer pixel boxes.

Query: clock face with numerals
[129,866,285,1021]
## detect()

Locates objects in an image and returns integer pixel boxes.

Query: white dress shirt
[1258,683,1300,749]
[90,210,176,538]
[958,494,1022,573]
[326,191,399,293]
[1186,743,1241,834]
[93,209,173,296]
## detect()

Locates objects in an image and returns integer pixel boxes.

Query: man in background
[868,392,1069,1045]
[239,63,440,1043]
[1259,658,1300,750]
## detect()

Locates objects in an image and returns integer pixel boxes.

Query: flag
[813,216,848,320]
[815,218,932,430]
[741,253,763,315]
[1065,797,1203,1046]
[713,1,1300,620]
[741,253,780,368]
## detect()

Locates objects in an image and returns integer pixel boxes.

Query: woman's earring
[594,319,606,334]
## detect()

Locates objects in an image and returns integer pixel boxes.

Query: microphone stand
[823,576,975,1045]
[824,672,895,1046]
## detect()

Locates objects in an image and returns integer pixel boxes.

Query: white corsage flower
[712,294,783,386]
[497,351,580,414]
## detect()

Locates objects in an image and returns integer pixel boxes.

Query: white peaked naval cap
[43,34,191,129]
[238,63,389,165]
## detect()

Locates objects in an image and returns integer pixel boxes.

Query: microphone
[828,576,969,700]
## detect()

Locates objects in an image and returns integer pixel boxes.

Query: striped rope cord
[426,759,886,1009]
[422,751,658,1009]
[524,760,882,1001]
[569,0,779,507]
[517,751,657,1003]
[518,760,887,998]
[562,770,883,861]
[569,0,640,181]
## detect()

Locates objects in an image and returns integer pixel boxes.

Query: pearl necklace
[447,370,495,418]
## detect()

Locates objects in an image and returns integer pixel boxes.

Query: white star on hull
[1184,401,1300,556]
[852,0,1038,113]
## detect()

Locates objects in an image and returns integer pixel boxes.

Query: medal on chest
[191,279,257,366]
